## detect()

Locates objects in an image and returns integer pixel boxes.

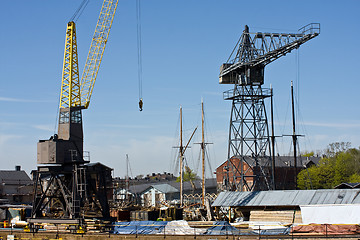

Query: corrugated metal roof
[152,184,178,193]
[212,189,360,207]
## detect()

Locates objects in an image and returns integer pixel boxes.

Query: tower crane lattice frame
[220,23,320,192]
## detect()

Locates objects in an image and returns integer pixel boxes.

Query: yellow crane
[33,0,119,222]
[39,0,119,164]
[60,0,119,110]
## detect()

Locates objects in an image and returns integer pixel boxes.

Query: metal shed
[212,189,360,207]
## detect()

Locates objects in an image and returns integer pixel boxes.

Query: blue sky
[0,1,359,178]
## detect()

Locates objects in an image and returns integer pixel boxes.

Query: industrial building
[216,156,320,191]
[212,188,360,224]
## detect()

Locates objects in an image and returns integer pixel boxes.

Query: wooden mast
[201,100,206,206]
[270,86,276,190]
[126,154,129,192]
[291,81,298,189]
[180,106,184,206]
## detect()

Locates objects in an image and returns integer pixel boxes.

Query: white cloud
[32,125,54,131]
[0,97,51,103]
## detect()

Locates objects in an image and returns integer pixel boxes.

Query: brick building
[216,156,320,191]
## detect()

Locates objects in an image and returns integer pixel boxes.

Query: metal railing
[298,23,320,35]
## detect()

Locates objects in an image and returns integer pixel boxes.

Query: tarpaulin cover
[203,221,241,235]
[159,220,205,235]
[300,205,360,224]
[292,224,360,235]
[251,227,290,235]
[113,221,167,234]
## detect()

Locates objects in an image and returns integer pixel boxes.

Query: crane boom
[80,0,119,109]
[219,23,320,85]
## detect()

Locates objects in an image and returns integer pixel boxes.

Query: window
[71,110,82,123]
[59,111,69,124]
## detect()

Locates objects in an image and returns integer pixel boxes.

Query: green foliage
[297,142,360,189]
[176,166,199,182]
[349,173,360,183]
[301,151,314,157]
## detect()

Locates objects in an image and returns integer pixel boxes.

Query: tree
[349,173,360,183]
[297,143,360,189]
[176,166,199,182]
[325,142,351,157]
[301,151,314,157]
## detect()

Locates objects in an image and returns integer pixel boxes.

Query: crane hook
[139,98,143,111]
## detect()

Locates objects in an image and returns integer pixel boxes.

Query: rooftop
[212,189,360,207]
[0,170,32,185]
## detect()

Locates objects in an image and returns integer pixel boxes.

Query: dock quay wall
[1,231,360,240]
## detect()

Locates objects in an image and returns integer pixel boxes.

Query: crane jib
[219,23,320,85]
[79,0,119,109]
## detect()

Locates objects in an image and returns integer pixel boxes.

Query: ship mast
[291,81,298,189]
[180,106,184,206]
[194,100,212,206]
[177,106,197,206]
[126,154,129,192]
[201,100,206,206]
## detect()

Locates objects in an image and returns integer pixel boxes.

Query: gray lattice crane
[219,23,320,192]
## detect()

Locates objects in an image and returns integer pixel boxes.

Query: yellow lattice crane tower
[59,21,81,109]
[32,0,118,223]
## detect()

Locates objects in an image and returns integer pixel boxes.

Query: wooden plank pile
[250,210,302,223]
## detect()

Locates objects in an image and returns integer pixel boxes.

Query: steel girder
[224,85,272,191]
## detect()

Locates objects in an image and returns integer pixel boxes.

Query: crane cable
[70,0,90,22]
[136,0,143,111]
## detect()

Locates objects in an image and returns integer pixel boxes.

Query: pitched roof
[0,171,32,184]
[86,162,113,170]
[151,184,179,193]
[212,189,360,207]
[334,182,360,189]
[170,178,217,191]
[129,183,153,194]
[275,156,321,167]
[216,156,321,169]
[126,178,217,194]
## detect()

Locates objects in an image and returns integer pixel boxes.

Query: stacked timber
[85,219,102,232]
[43,223,67,232]
[249,210,302,223]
